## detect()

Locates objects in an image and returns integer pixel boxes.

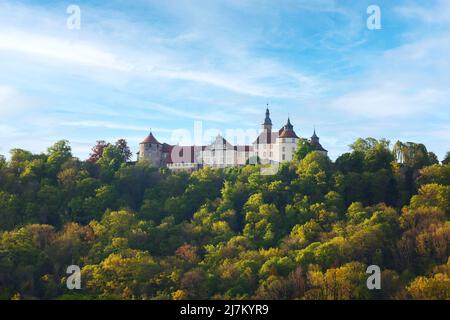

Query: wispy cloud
[0,85,41,116]
[396,0,450,24]
[59,120,170,132]
[328,32,450,118]
[0,0,448,160]
[0,30,132,71]
[331,85,446,117]
[0,1,323,99]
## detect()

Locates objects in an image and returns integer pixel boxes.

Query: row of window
[167,163,197,167]
[261,147,295,157]
[261,153,287,161]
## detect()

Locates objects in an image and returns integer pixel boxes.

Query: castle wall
[236,149,251,165]
[202,149,237,167]
[139,110,323,171]
[276,138,299,162]
[253,143,276,163]
[139,143,163,167]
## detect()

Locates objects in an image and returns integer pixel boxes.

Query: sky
[0,0,449,160]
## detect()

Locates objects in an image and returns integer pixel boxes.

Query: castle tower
[278,117,298,140]
[277,117,299,162]
[311,129,319,144]
[310,129,328,155]
[261,105,272,132]
[139,131,163,167]
[253,106,276,162]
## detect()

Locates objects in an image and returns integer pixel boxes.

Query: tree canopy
[0,138,449,300]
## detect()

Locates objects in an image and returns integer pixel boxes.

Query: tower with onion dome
[137,107,327,171]
[253,105,278,163]
[262,106,272,132]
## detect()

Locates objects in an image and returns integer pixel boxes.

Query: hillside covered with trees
[0,138,449,300]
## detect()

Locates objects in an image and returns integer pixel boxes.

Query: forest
[0,137,449,300]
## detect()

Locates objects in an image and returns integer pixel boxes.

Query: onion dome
[263,107,272,126]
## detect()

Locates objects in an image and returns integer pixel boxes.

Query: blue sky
[0,0,449,160]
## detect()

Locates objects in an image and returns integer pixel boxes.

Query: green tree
[46,140,73,176]
[305,262,371,300]
[443,151,450,165]
[410,183,450,213]
[294,139,314,161]
[83,249,160,299]
[115,139,132,162]
[335,151,365,173]
[406,259,450,300]
[0,191,19,230]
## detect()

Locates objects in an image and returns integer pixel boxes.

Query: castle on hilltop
[138,107,327,172]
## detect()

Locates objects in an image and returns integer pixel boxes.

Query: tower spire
[312,125,318,139]
[309,127,327,154]
[262,104,272,131]
[285,116,293,130]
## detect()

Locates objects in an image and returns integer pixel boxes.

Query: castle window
[282,154,285,161]
[282,147,285,152]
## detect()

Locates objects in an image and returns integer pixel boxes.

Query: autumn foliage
[0,138,449,300]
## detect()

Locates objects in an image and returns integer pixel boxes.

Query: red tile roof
[279,129,299,139]
[141,132,160,144]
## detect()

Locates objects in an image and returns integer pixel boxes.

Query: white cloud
[0,123,24,137]
[329,30,450,118]
[144,102,240,123]
[59,120,172,133]
[0,30,132,72]
[396,0,450,24]
[0,86,39,116]
[331,85,446,117]
[418,125,450,142]
[0,28,318,99]
[383,36,450,70]
[0,86,17,105]
[0,0,448,160]
[0,1,323,99]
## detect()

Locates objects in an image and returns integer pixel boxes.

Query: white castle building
[138,107,327,171]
